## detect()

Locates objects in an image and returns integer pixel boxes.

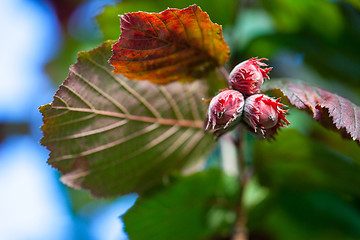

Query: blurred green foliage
[254,129,360,194]
[248,190,360,240]
[47,0,360,239]
[240,0,360,94]
[250,129,360,239]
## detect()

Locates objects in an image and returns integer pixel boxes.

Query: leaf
[39,40,214,197]
[96,0,238,41]
[262,79,360,143]
[123,169,238,240]
[109,5,230,84]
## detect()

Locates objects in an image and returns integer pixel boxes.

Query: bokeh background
[0,0,136,239]
[1,0,360,239]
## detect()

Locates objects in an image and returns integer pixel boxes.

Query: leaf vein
[144,14,159,37]
[113,47,190,62]
[120,15,169,44]
[45,113,96,127]
[153,14,172,40]
[54,95,69,107]
[61,85,95,110]
[169,9,190,42]
[51,123,160,162]
[70,69,130,114]
[177,130,204,162]
[186,86,201,120]
[86,56,162,118]
[45,119,129,142]
[161,128,194,159]
[116,40,170,51]
[334,94,343,127]
[352,103,359,140]
[119,53,207,75]
[159,86,184,120]
[89,125,183,189]
[49,106,203,128]
[191,6,204,48]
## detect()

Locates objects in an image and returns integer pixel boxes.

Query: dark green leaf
[123,169,238,240]
[248,190,360,240]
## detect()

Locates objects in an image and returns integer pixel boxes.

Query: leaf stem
[218,66,230,84]
[232,127,249,240]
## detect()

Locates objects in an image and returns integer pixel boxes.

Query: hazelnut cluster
[205,57,290,138]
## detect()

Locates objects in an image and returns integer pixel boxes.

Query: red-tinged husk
[229,57,272,96]
[205,89,245,137]
[244,93,290,138]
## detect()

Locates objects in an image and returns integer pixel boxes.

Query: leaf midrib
[50,106,203,128]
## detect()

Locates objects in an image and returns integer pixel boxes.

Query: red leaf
[262,80,360,143]
[110,5,229,84]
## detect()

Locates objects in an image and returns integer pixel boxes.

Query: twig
[232,128,249,240]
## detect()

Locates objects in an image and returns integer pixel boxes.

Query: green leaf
[39,40,214,197]
[123,169,239,240]
[254,129,360,196]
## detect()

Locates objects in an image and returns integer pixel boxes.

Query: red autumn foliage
[110,5,229,84]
